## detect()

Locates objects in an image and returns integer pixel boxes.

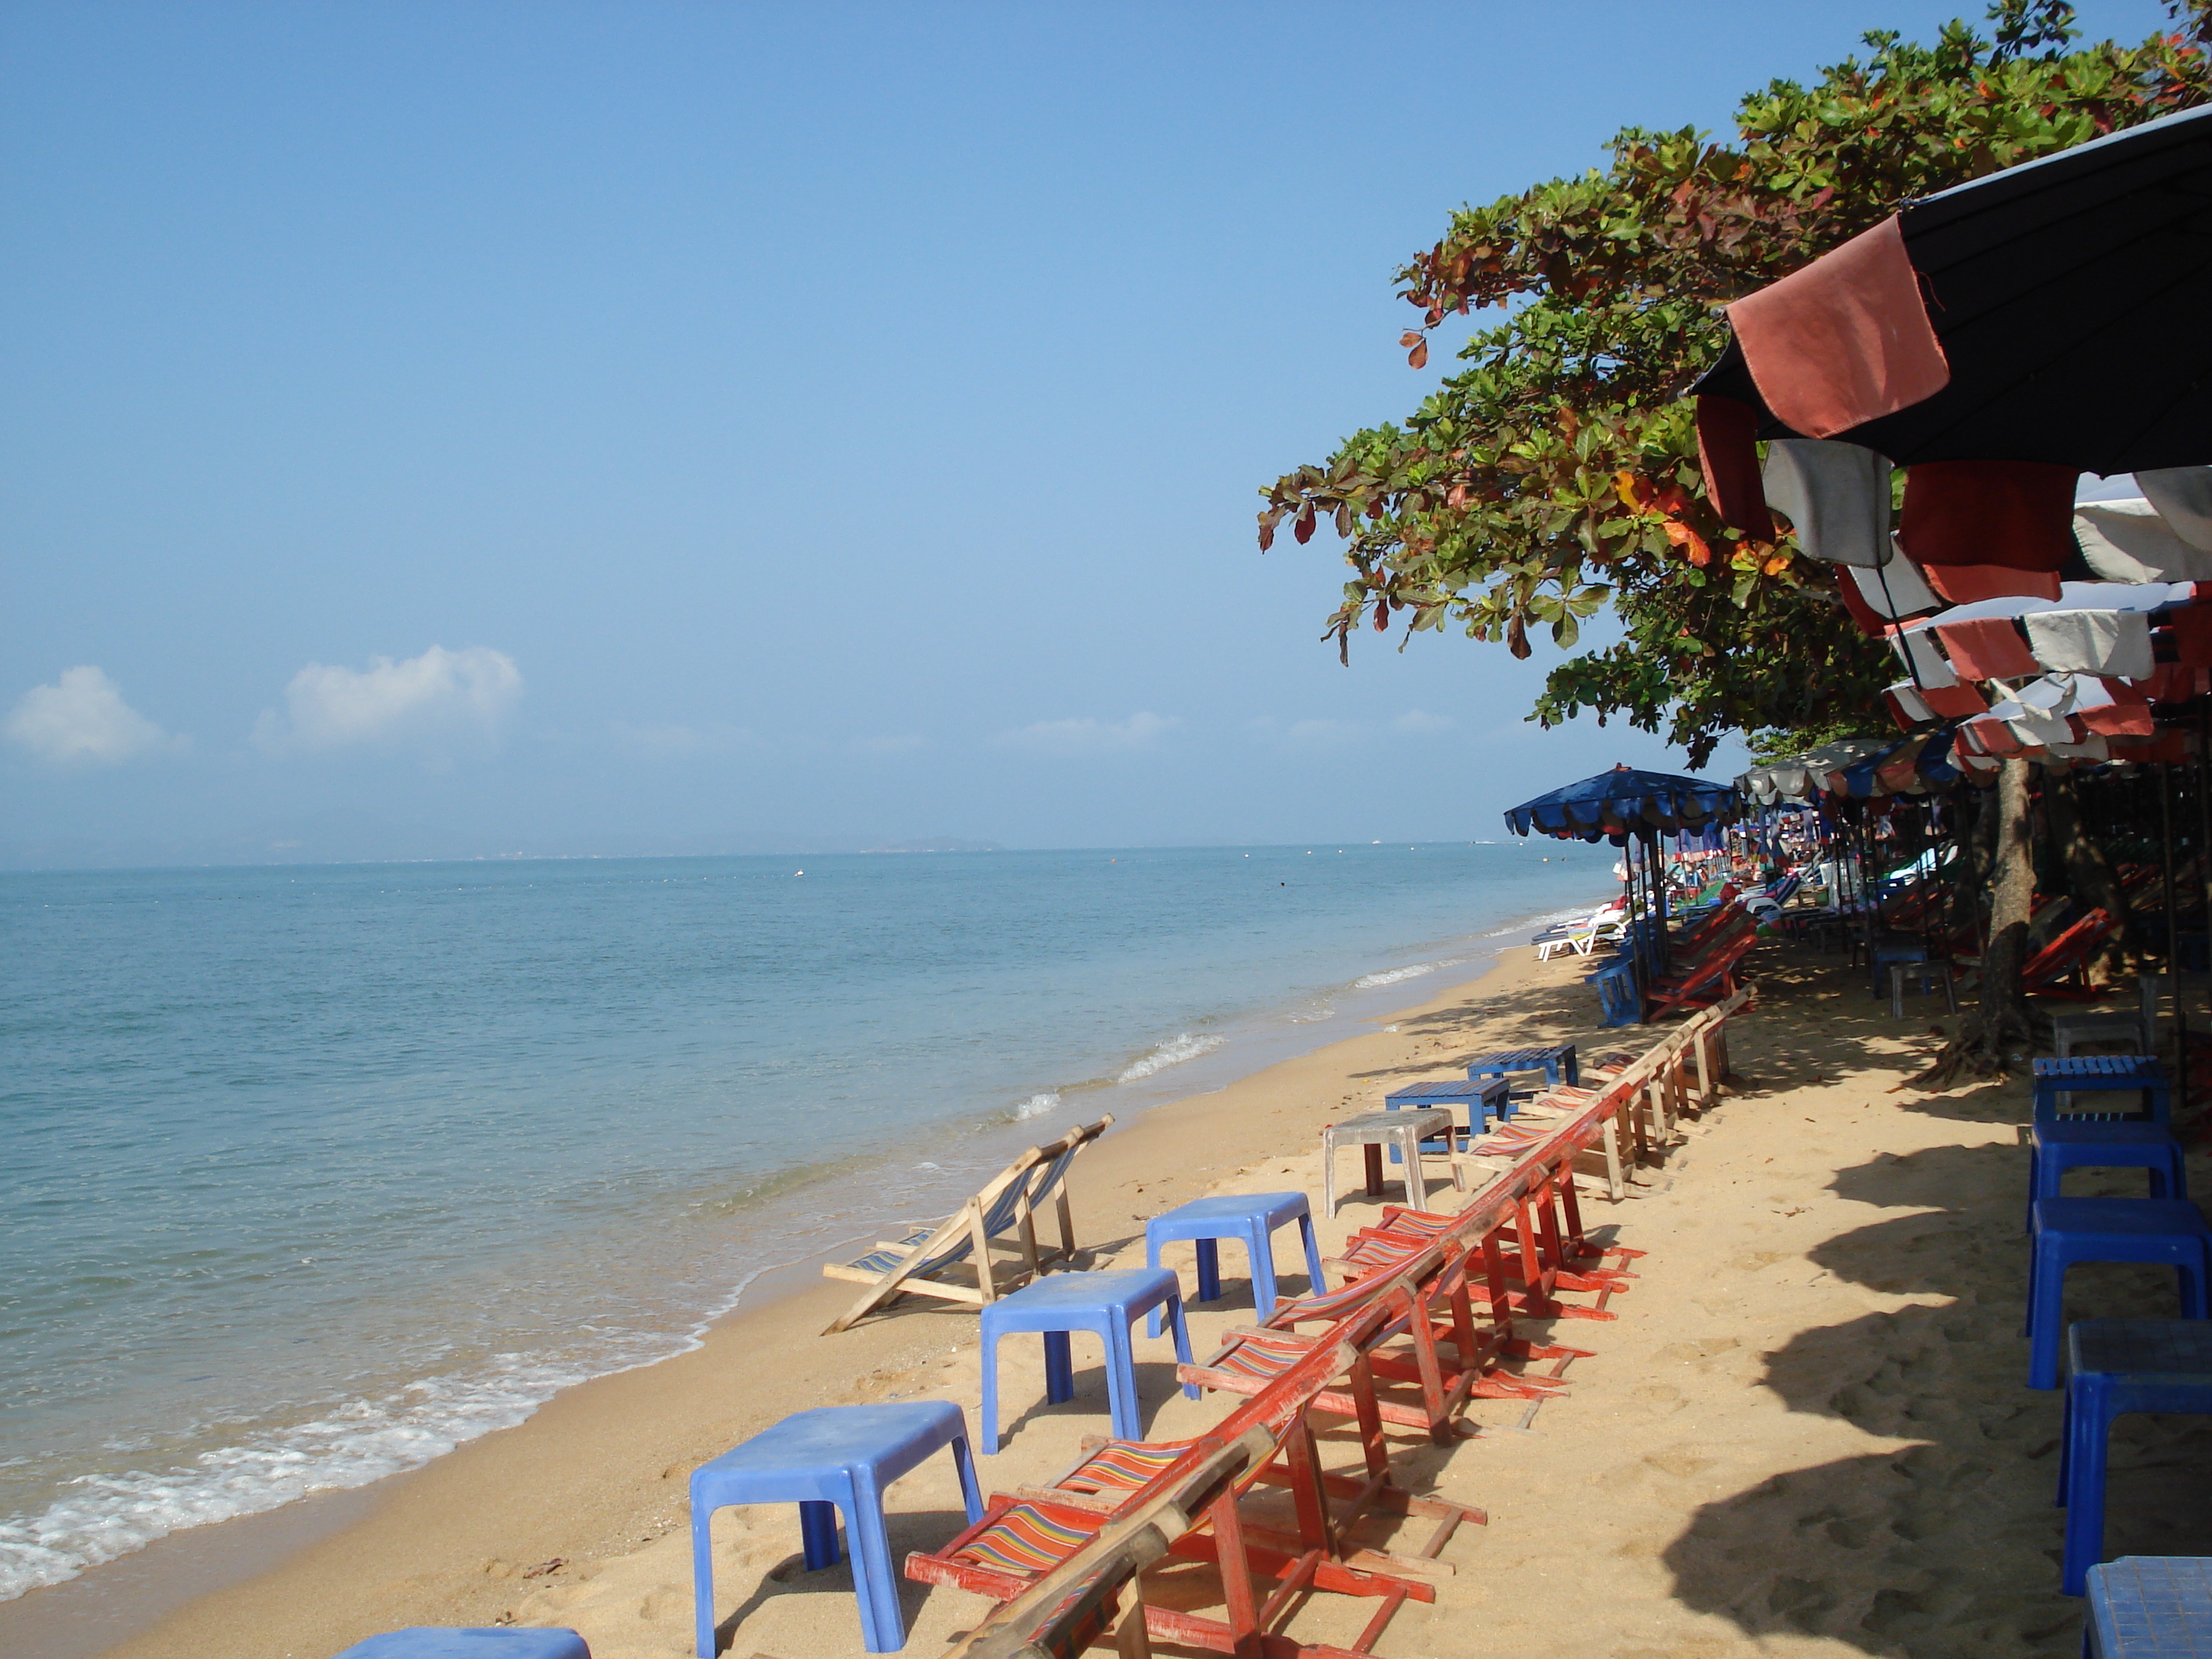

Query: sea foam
[1116,1033,1225,1082]
[0,1351,594,1600]
[1353,963,1435,989]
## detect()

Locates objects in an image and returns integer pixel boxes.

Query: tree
[1259,0,2208,767]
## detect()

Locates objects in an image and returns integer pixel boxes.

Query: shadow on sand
[1652,952,2212,1656]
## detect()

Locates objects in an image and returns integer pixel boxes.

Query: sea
[0,841,1612,1604]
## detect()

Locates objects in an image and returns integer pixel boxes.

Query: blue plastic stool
[2060,1323,2212,1596]
[2027,1199,2212,1389]
[333,1635,589,1659]
[2084,1555,2212,1654]
[1144,1192,1326,1327]
[688,1401,981,1655]
[1588,954,1640,1027]
[977,1268,1195,1454]
[2036,1057,2172,1124]
[2029,1122,2189,1228]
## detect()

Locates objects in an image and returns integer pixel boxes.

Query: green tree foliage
[1261,1,2208,766]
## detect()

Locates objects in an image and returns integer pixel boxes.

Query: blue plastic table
[2062,1323,2212,1596]
[2030,1121,2189,1223]
[977,1268,1195,1454]
[1144,1192,1326,1325]
[2036,1057,2172,1124]
[333,1635,589,1659]
[1465,1043,1579,1092]
[2085,1556,2212,1654]
[1382,1076,1514,1155]
[2027,1198,2212,1389]
[689,1401,981,1655]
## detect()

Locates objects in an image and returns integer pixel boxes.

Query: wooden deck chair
[1645,930,1755,1018]
[1182,1236,1571,1442]
[821,1116,1111,1332]
[2023,908,2118,1000]
[910,1326,1457,1659]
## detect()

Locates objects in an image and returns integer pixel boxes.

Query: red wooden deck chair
[1270,1230,1586,1404]
[909,1324,1462,1658]
[2023,907,2117,1001]
[1645,930,1755,1017]
[1184,1222,1582,1442]
[1177,1244,1509,1441]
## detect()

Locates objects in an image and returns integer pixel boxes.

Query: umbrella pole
[2162,765,2180,1087]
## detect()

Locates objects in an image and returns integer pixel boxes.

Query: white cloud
[1393,709,1457,734]
[997,711,1178,757]
[4,667,180,764]
[256,645,522,755]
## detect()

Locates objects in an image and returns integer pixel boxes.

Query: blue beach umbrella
[1504,765,1741,997]
[1501,765,1742,845]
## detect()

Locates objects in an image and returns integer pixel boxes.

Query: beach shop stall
[1503,765,1743,1022]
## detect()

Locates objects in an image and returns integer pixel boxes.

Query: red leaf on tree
[1408,340,1429,369]
[1294,505,1316,544]
[1663,519,1711,567]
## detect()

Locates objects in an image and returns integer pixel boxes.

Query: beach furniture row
[920,1006,1748,1659]
[2019,1043,2212,1614]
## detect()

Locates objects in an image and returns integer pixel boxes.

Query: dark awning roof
[1692,103,2212,474]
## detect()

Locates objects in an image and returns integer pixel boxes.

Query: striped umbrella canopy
[1502,765,1741,843]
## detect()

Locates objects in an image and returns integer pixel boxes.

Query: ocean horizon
[0,840,1614,1601]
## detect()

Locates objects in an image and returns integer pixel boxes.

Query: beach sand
[35,934,2212,1658]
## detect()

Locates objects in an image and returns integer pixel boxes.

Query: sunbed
[821,1117,1111,1332]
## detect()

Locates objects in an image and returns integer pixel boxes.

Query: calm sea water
[0,842,1611,1598]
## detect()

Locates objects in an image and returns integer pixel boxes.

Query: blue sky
[0,1,2175,860]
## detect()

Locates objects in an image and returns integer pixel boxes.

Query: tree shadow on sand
[1659,1140,2212,1658]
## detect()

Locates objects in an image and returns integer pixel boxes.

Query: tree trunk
[2045,771,2138,968]
[1910,757,2036,1087]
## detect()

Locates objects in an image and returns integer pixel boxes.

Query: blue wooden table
[1465,1043,1580,1092]
[1382,1075,1514,1156]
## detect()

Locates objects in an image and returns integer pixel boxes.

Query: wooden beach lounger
[910,1310,1469,1659]
[822,1116,1111,1332]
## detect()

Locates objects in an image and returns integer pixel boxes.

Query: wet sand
[45,932,2212,1658]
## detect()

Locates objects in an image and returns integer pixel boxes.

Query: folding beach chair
[1182,1229,1581,1444]
[821,1117,1111,1332]
[2023,908,2118,1001]
[1644,928,1755,1018]
[909,1318,1469,1659]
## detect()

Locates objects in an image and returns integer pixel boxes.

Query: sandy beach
[21,930,2212,1659]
